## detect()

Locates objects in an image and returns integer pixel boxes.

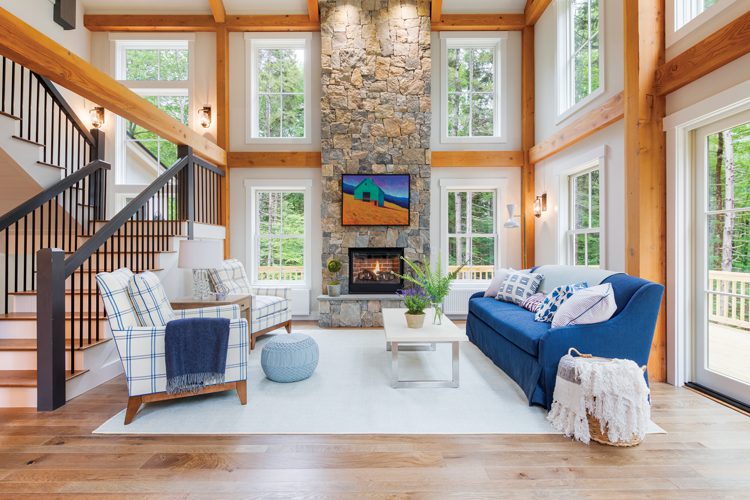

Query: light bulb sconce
[534,193,547,218]
[89,106,105,129]
[198,106,212,128]
[503,203,521,229]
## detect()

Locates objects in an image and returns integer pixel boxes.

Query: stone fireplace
[349,247,404,294]
[318,0,431,327]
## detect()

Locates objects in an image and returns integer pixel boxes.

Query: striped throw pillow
[535,282,588,323]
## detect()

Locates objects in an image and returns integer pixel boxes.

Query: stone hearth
[319,0,431,327]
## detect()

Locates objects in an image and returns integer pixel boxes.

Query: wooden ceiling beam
[524,0,552,26]
[228,152,322,168]
[655,11,750,96]
[529,91,624,164]
[431,151,524,167]
[84,15,217,32]
[431,0,442,23]
[0,8,225,165]
[307,0,320,23]
[431,14,525,31]
[225,15,320,32]
[209,0,226,24]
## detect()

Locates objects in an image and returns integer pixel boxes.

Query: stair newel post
[178,145,195,240]
[89,129,106,221]
[36,248,66,411]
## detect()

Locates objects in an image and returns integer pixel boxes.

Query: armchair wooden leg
[250,333,257,350]
[285,320,292,333]
[236,380,247,405]
[124,396,143,425]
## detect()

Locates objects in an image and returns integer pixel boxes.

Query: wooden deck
[0,371,748,496]
[709,323,750,383]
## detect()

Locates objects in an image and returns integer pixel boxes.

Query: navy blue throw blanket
[164,318,230,394]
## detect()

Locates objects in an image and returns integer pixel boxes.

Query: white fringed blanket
[547,352,651,444]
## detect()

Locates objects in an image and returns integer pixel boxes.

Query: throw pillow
[96,268,141,330]
[551,283,617,328]
[208,259,252,295]
[484,268,513,297]
[521,292,545,313]
[128,271,176,327]
[495,271,544,305]
[535,282,589,323]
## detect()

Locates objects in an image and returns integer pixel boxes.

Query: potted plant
[398,286,430,328]
[396,257,464,325]
[326,258,343,297]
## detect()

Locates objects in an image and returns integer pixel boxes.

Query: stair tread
[11,135,45,148]
[63,250,176,255]
[0,369,88,387]
[10,290,98,296]
[0,338,110,351]
[0,110,20,121]
[36,160,65,170]
[0,312,106,321]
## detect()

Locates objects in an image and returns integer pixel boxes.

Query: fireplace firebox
[348,248,404,294]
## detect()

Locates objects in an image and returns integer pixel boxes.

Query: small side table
[171,294,252,333]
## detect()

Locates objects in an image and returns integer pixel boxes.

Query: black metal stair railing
[36,146,225,411]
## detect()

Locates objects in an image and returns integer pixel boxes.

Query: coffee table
[382,308,468,388]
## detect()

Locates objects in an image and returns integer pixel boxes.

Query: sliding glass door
[694,110,750,405]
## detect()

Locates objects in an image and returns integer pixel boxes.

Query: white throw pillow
[484,268,513,297]
[551,283,617,328]
[128,271,176,327]
[496,271,544,305]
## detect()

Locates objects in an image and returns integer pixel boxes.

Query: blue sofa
[467,265,664,410]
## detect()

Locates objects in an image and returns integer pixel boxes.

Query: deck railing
[708,270,750,331]
[257,266,305,282]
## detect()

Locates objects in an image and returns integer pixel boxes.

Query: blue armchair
[467,266,664,409]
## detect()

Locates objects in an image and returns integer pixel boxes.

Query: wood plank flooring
[0,335,748,497]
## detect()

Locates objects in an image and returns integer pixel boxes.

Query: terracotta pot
[405,312,426,329]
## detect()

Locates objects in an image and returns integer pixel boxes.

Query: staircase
[0,56,225,408]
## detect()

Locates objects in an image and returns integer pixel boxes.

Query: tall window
[115,39,192,184]
[441,180,502,282]
[246,34,311,143]
[557,0,603,118]
[440,34,506,143]
[567,166,602,267]
[674,0,718,30]
[247,180,312,287]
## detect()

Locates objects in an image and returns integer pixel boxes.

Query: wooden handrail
[0,7,226,166]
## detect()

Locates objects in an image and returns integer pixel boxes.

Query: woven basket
[569,348,645,448]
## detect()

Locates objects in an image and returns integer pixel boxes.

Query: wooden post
[36,248,66,411]
[521,25,535,268]
[216,25,231,257]
[89,128,107,220]
[624,0,667,381]
[178,145,195,240]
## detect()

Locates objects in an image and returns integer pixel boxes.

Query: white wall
[229,167,322,318]
[228,32,322,151]
[430,31,522,151]
[534,0,624,142]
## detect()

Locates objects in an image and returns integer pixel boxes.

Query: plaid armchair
[96,268,248,424]
[208,259,293,349]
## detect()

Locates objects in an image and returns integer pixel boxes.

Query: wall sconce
[503,204,520,229]
[198,106,212,128]
[534,193,547,218]
[89,106,105,129]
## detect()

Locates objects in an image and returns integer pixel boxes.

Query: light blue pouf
[261,333,319,383]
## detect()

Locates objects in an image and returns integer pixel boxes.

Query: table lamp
[178,239,224,299]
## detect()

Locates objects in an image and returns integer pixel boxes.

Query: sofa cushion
[470,297,552,356]
[253,294,289,319]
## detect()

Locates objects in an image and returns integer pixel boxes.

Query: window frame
[668,0,737,47]
[245,33,312,145]
[555,0,605,123]
[439,178,507,285]
[439,32,507,145]
[111,35,195,185]
[244,179,312,289]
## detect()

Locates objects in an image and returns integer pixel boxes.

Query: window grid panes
[124,48,188,81]
[254,47,305,139]
[255,190,306,282]
[447,190,497,281]
[447,47,496,137]
[569,0,600,106]
[568,167,601,267]
[674,0,719,30]
[125,95,188,169]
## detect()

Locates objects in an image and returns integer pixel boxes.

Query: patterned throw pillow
[495,271,544,305]
[521,292,545,313]
[535,282,588,323]
[208,259,252,295]
[551,283,617,328]
[128,271,176,327]
[96,268,141,330]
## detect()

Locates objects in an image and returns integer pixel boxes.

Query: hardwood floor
[0,356,749,497]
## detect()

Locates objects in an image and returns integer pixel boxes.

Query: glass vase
[432,302,444,325]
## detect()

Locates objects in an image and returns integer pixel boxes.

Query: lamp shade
[178,239,224,269]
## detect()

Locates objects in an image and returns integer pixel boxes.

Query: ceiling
[80,0,527,15]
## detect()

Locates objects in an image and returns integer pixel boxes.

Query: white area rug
[95,330,665,435]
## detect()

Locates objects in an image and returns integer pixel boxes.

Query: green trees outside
[257,191,305,281]
[256,48,305,138]
[447,47,495,137]
[572,0,600,104]
[572,168,600,267]
[707,123,750,273]
[447,191,496,276]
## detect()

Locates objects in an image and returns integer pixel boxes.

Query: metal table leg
[390,341,461,388]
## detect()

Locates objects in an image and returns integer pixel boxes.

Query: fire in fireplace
[348,247,404,294]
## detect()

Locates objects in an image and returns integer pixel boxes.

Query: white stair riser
[77,237,178,253]
[11,294,105,313]
[0,387,36,408]
[0,349,84,370]
[0,319,107,339]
